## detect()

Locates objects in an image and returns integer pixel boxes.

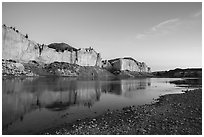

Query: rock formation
[102,57,151,73]
[2,25,39,62]
[2,25,151,77]
[2,25,102,67]
[2,59,38,77]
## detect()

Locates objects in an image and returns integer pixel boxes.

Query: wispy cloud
[193,10,202,17]
[135,10,201,40]
[136,18,181,39]
[152,18,180,31]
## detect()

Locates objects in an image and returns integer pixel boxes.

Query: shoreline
[40,88,202,135]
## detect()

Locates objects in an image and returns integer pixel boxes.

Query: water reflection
[3,77,151,132]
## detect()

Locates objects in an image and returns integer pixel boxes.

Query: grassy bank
[41,88,202,135]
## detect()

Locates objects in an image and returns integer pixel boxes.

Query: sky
[2,2,202,71]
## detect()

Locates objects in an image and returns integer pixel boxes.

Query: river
[2,77,197,134]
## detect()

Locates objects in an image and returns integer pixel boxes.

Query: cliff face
[77,48,102,67]
[2,25,150,71]
[103,57,151,73]
[2,25,39,62]
[139,62,150,72]
[39,47,102,66]
[39,46,77,64]
[121,58,140,72]
[2,25,101,67]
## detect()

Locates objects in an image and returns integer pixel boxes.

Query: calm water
[2,77,195,134]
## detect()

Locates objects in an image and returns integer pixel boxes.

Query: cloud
[135,34,146,39]
[193,10,202,17]
[135,18,181,39]
[151,18,180,31]
[135,10,201,40]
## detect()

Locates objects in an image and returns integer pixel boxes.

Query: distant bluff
[2,25,102,67]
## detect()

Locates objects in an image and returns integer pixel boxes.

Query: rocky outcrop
[38,46,102,66]
[102,57,151,73]
[101,57,152,78]
[2,25,39,62]
[2,59,38,77]
[2,25,102,67]
[77,48,102,67]
[2,60,115,79]
[38,46,76,64]
[2,25,151,78]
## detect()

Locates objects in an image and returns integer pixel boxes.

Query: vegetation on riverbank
[153,68,202,78]
[2,59,153,79]
[41,88,202,135]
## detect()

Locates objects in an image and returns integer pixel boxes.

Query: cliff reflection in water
[2,77,151,130]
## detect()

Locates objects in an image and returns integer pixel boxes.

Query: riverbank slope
[41,88,202,135]
[2,59,152,79]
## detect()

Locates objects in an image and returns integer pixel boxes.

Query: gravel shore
[41,88,202,135]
